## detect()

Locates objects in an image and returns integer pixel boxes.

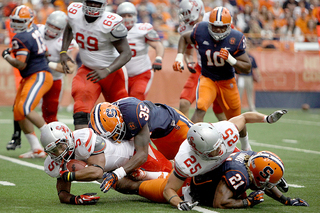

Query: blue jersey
[190,151,256,206]
[113,97,187,140]
[191,22,246,81]
[11,24,50,78]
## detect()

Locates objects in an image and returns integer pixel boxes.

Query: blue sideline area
[256,92,320,108]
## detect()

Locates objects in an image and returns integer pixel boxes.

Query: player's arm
[60,23,75,73]
[265,186,309,206]
[229,110,288,132]
[73,153,105,181]
[109,37,132,73]
[233,52,251,74]
[213,179,245,208]
[147,39,164,71]
[2,48,27,70]
[163,172,185,207]
[173,31,194,72]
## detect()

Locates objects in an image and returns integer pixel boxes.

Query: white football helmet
[82,0,107,17]
[179,0,204,25]
[116,2,137,30]
[44,11,67,40]
[40,122,74,163]
[187,122,226,161]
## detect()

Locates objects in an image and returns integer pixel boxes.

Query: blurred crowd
[1,0,320,48]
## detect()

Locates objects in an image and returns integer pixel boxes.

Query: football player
[6,11,79,152]
[41,121,172,205]
[88,97,194,193]
[117,2,164,100]
[60,0,131,130]
[173,6,252,151]
[177,0,226,122]
[2,5,53,158]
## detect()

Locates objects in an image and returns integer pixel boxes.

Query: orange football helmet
[10,5,34,33]
[208,6,232,41]
[248,151,285,190]
[89,102,126,142]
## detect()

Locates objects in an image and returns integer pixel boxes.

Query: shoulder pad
[92,135,107,155]
[111,22,127,38]
[145,29,160,41]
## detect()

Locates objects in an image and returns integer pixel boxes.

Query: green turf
[0,106,319,212]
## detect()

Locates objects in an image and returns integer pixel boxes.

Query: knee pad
[73,112,90,126]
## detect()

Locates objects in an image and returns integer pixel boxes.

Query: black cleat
[277,177,289,193]
[6,136,21,150]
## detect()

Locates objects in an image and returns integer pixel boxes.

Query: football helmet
[187,122,226,161]
[44,11,67,40]
[208,6,232,41]
[89,102,126,142]
[178,0,204,25]
[248,151,285,190]
[116,2,137,30]
[40,122,74,164]
[82,0,107,17]
[10,5,34,33]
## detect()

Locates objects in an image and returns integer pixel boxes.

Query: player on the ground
[116,2,164,100]
[41,121,172,205]
[60,0,131,130]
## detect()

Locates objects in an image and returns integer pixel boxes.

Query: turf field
[0,106,319,213]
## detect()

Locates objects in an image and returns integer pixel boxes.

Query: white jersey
[44,128,135,178]
[174,121,239,179]
[38,24,78,80]
[67,3,125,70]
[125,23,154,77]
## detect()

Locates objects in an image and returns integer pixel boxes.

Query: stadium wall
[0,45,319,108]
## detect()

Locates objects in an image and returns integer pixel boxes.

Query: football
[67,159,87,172]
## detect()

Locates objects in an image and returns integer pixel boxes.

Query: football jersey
[11,24,50,78]
[113,97,191,140]
[174,121,239,179]
[191,21,246,81]
[67,2,126,70]
[126,23,156,77]
[38,24,78,80]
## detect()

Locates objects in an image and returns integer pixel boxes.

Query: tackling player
[116,2,164,100]
[2,5,53,158]
[173,6,252,151]
[40,121,172,205]
[60,0,132,130]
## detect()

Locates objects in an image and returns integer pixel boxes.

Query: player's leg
[212,100,226,121]
[42,79,62,123]
[245,77,255,112]
[128,70,153,100]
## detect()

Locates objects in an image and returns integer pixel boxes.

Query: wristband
[175,53,184,62]
[4,54,10,59]
[155,56,162,61]
[263,116,270,123]
[113,167,126,180]
[226,53,237,66]
[70,195,77,204]
[60,51,67,54]
[105,67,111,74]
[48,62,58,70]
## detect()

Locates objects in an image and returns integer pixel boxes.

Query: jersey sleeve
[74,128,98,161]
[222,169,249,196]
[233,33,247,57]
[11,35,30,58]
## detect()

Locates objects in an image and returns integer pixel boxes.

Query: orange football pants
[196,76,241,119]
[14,71,53,121]
[72,65,128,113]
[128,69,153,101]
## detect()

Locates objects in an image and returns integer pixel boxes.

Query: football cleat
[19,149,47,159]
[6,134,21,150]
[277,177,289,193]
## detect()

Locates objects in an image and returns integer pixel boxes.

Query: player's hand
[266,110,287,123]
[60,52,75,74]
[87,68,110,83]
[245,190,264,207]
[2,48,11,59]
[74,193,100,205]
[173,53,184,72]
[285,198,309,206]
[177,201,199,211]
[59,160,75,182]
[152,56,162,71]
[100,172,118,193]
[218,48,229,60]
[187,62,196,73]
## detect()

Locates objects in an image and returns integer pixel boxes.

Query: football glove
[73,193,100,205]
[60,161,75,182]
[100,172,118,193]
[152,56,162,71]
[177,201,199,211]
[285,198,309,206]
[218,48,237,66]
[187,62,196,73]
[243,190,264,207]
[2,48,10,59]
[266,109,287,123]
[173,53,184,72]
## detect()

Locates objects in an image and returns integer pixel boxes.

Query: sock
[39,124,47,132]
[13,120,21,138]
[25,132,42,151]
[144,171,169,180]
[240,133,251,151]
